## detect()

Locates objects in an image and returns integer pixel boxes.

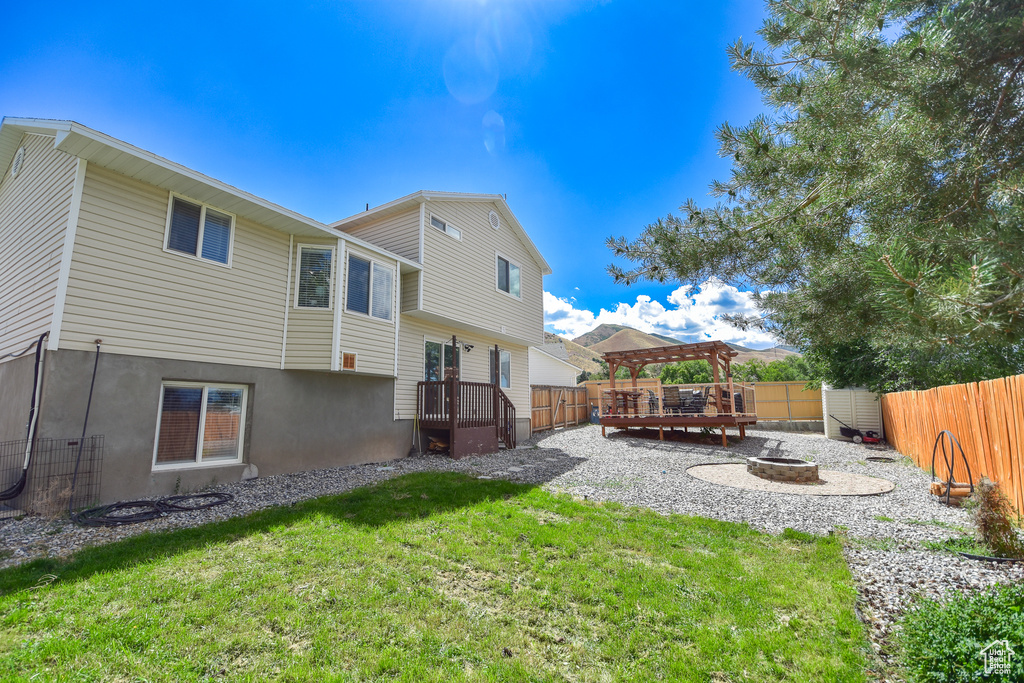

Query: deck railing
[600,382,757,418]
[416,379,515,449]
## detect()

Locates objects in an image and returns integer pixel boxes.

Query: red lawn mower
[828,414,883,444]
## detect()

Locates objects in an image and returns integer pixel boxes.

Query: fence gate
[531,386,587,434]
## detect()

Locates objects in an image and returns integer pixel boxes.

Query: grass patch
[921,537,992,556]
[873,515,895,523]
[0,472,870,681]
[899,582,1024,682]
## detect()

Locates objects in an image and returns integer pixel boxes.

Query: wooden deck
[600,413,757,446]
[597,340,760,447]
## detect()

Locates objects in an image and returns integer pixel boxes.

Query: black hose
[72,492,234,527]
[67,341,101,518]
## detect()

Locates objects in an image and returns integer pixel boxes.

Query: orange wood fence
[531,386,588,434]
[881,374,1024,517]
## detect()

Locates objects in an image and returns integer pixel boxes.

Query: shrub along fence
[531,386,588,434]
[881,374,1024,517]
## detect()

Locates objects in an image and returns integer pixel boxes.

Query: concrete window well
[746,456,819,484]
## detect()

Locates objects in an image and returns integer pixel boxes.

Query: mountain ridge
[564,324,800,366]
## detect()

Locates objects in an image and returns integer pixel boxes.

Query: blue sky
[0,0,779,348]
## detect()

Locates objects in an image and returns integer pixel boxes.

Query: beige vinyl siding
[401,272,419,312]
[0,134,77,359]
[396,315,529,421]
[342,208,420,261]
[529,348,579,387]
[60,165,290,367]
[284,238,336,370]
[338,244,398,377]
[420,200,543,346]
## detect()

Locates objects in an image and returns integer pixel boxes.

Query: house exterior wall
[0,354,36,443]
[284,237,337,370]
[59,165,291,368]
[337,242,399,377]
[396,314,530,426]
[420,200,543,347]
[36,349,410,504]
[0,133,78,359]
[528,348,579,387]
[341,207,420,262]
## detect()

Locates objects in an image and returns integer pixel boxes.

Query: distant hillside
[589,328,669,354]
[570,324,633,348]
[543,332,603,374]
[567,324,801,368]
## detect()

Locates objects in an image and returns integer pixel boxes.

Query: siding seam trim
[331,237,345,371]
[48,157,87,350]
[280,234,293,369]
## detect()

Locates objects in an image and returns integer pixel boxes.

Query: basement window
[154,382,247,469]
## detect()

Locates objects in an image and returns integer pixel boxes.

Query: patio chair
[662,386,681,414]
[733,391,745,414]
[646,389,659,415]
[685,387,710,414]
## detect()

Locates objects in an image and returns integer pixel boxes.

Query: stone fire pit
[746,456,819,484]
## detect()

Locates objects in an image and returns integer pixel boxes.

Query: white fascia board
[48,157,88,350]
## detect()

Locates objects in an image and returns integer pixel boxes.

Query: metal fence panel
[0,436,104,520]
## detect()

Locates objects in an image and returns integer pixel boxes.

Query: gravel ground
[2,423,1020,674]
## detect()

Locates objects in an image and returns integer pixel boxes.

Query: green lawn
[0,473,870,681]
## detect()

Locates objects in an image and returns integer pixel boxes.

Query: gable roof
[0,117,422,273]
[330,190,552,275]
[531,343,581,371]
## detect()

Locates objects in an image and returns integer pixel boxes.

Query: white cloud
[543,280,780,349]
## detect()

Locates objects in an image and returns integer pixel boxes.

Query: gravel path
[2,424,1020,673]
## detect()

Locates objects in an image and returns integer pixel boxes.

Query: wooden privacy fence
[751,382,823,421]
[531,385,588,434]
[881,374,1024,517]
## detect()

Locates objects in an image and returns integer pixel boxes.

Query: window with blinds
[296,246,334,308]
[154,382,247,469]
[346,254,393,321]
[165,196,234,265]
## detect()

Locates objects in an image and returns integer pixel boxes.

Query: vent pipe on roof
[365,203,369,211]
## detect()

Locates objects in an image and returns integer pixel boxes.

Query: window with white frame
[489,349,512,388]
[430,215,462,240]
[496,254,521,298]
[165,196,234,265]
[154,382,247,468]
[346,254,393,321]
[424,340,460,381]
[296,246,334,308]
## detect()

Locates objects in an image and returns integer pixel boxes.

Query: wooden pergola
[604,340,738,389]
[601,340,756,447]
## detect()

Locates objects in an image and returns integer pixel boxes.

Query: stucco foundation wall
[0,354,36,443]
[36,350,410,504]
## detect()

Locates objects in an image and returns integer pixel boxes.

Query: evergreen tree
[608,1,1024,388]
